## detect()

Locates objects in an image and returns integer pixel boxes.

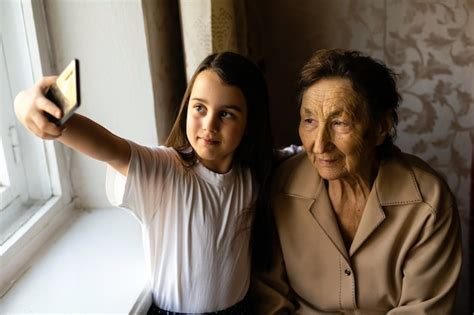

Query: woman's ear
[375,112,393,146]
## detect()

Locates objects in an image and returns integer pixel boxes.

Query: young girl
[14,52,274,314]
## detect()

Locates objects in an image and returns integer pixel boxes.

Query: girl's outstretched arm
[14,77,131,176]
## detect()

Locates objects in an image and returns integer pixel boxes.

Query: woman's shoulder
[272,151,322,197]
[386,151,456,212]
[395,152,448,188]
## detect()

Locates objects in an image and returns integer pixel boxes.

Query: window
[0,33,47,244]
[0,3,28,213]
[0,0,73,297]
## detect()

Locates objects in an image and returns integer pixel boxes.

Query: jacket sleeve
[250,238,297,315]
[387,203,462,314]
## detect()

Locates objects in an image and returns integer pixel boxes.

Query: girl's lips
[200,137,219,145]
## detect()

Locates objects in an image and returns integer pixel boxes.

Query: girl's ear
[375,112,393,146]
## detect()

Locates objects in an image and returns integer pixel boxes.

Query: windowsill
[0,197,49,245]
[0,207,148,314]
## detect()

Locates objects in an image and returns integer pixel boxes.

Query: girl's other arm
[14,77,131,176]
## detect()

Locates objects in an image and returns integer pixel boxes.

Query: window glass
[0,0,51,245]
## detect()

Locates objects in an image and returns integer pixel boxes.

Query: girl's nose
[203,113,219,133]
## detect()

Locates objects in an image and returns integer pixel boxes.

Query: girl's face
[186,70,248,174]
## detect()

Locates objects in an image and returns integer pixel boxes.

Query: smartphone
[45,59,81,126]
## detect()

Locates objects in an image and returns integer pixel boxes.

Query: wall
[44,0,157,208]
[254,0,473,313]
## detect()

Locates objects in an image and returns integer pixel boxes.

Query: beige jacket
[252,151,462,315]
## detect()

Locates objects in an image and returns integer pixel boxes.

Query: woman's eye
[303,118,317,126]
[332,120,351,131]
[300,118,318,130]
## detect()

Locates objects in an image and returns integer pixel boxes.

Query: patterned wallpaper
[386,1,474,214]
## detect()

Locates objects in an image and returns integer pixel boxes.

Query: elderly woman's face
[299,77,378,181]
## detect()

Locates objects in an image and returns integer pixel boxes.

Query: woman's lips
[317,157,338,166]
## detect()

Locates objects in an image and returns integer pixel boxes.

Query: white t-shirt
[106,142,256,313]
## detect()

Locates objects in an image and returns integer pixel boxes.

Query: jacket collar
[280,152,422,204]
[351,156,422,256]
[278,152,423,259]
[279,153,322,199]
[374,156,423,206]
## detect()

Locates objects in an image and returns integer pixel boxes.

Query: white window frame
[0,11,28,212]
[0,0,74,297]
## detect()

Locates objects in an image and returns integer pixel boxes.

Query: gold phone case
[46,59,80,125]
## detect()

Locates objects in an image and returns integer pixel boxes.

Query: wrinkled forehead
[300,78,366,118]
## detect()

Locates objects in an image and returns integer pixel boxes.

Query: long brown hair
[165,52,275,270]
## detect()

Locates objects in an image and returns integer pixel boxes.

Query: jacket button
[344,268,351,276]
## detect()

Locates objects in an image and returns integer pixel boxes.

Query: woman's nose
[313,126,332,154]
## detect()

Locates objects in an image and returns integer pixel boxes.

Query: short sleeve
[106,164,127,207]
[105,141,176,224]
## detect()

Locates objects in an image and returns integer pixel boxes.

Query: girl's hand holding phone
[14,76,65,140]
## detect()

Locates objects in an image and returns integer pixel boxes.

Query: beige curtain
[141,0,186,143]
[179,0,255,81]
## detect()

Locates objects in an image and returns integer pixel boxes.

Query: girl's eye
[193,105,205,113]
[219,111,234,119]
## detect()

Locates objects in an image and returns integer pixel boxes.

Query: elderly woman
[253,49,462,314]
